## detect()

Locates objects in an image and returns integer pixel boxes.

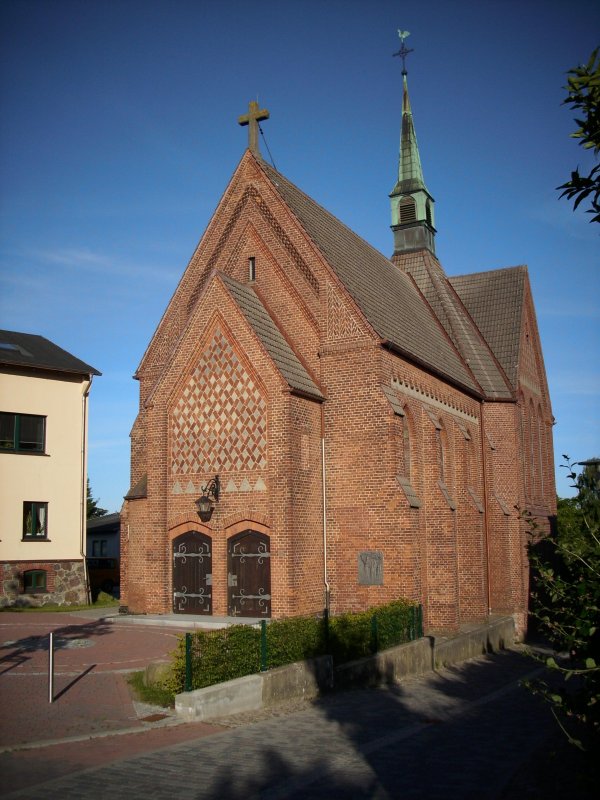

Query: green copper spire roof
[389,32,436,256]
[393,74,427,195]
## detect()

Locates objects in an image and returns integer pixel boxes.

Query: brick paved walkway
[1,647,569,800]
[0,610,191,748]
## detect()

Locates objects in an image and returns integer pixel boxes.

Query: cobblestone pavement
[2,648,563,800]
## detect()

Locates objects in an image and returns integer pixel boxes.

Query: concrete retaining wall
[262,654,334,708]
[433,616,515,669]
[176,655,333,721]
[335,615,515,689]
[334,636,432,689]
[175,616,514,722]
[176,674,264,721]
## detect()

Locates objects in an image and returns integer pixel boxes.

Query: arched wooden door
[172,531,212,614]
[227,530,271,617]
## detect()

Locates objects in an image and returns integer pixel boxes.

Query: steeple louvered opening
[399,196,417,224]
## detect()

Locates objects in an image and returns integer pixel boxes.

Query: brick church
[120,63,555,634]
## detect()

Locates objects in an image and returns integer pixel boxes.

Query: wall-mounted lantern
[195,476,220,523]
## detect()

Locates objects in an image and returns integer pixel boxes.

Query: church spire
[390,32,436,255]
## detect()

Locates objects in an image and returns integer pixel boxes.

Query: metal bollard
[48,631,54,703]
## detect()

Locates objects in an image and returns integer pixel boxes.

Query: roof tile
[450,267,526,389]
[219,274,323,401]
[260,162,479,394]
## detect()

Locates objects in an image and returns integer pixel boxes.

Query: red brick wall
[122,274,326,617]
[121,151,556,635]
[287,396,325,616]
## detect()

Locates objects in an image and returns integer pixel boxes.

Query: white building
[0,330,100,605]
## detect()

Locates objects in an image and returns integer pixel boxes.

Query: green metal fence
[182,602,424,693]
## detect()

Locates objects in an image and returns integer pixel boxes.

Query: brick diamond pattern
[171,328,267,474]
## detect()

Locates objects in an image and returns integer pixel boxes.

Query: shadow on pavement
[201,647,595,800]
[53,663,97,701]
[0,617,114,673]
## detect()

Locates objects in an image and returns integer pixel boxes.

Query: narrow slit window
[436,429,445,482]
[248,257,256,282]
[403,419,411,481]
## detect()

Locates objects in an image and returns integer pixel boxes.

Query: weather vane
[393,29,413,75]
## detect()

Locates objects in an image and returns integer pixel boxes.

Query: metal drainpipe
[321,407,330,614]
[479,401,492,615]
[81,375,93,604]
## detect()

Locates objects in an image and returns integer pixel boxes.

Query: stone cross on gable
[238,100,270,155]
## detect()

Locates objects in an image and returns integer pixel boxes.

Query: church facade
[120,79,555,634]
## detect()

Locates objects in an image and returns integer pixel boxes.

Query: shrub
[527,456,600,751]
[166,598,422,695]
[265,615,326,669]
[165,624,261,694]
[328,599,418,663]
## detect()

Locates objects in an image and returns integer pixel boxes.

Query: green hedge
[327,600,420,663]
[167,624,261,693]
[165,598,421,695]
[265,614,326,669]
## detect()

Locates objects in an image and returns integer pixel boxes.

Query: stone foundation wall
[0,560,88,607]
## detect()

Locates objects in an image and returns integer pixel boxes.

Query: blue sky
[1,0,598,512]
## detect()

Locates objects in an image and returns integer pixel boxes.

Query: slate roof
[259,162,479,395]
[220,273,323,401]
[86,512,120,533]
[393,251,513,400]
[0,330,100,376]
[449,267,526,390]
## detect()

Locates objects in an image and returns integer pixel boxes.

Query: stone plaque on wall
[358,551,383,585]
